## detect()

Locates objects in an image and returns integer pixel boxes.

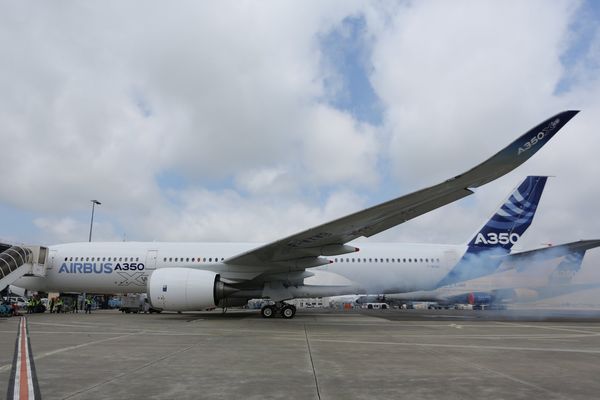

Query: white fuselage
[14,241,467,296]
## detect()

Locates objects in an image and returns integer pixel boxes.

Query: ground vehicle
[119,294,161,313]
[7,296,26,309]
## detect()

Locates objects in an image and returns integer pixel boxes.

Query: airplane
[384,239,600,309]
[0,110,580,318]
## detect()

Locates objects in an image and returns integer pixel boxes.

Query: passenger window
[386,258,389,262]
[380,258,383,262]
[69,257,73,261]
[163,258,167,262]
[169,258,172,262]
[186,258,189,262]
[119,257,122,261]
[374,259,378,263]
[136,257,139,262]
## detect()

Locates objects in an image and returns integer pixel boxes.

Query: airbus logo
[58,262,145,274]
[474,232,520,245]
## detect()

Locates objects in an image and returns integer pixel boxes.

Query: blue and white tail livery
[436,176,548,287]
[548,250,585,285]
[468,176,548,252]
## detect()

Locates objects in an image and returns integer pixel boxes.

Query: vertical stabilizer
[548,251,585,285]
[467,176,547,253]
[436,176,548,287]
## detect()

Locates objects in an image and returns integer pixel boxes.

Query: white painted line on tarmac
[306,337,600,354]
[0,332,139,373]
[6,317,41,400]
[495,321,600,335]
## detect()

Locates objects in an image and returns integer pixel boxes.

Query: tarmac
[2,308,600,400]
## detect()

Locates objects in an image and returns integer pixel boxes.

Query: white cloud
[302,105,380,186]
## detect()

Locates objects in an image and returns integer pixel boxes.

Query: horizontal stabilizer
[501,239,600,265]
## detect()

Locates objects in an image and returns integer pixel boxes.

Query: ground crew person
[26,298,33,314]
[85,297,92,314]
[55,297,63,313]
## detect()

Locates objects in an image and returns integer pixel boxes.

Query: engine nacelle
[148,268,236,311]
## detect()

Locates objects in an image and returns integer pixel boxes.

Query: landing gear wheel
[261,305,276,318]
[281,304,296,319]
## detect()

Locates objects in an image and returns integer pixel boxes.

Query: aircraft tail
[548,251,585,285]
[436,176,547,287]
[466,176,548,253]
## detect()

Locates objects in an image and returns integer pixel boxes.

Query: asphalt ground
[2,308,600,400]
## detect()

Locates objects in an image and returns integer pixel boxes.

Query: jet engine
[148,268,237,311]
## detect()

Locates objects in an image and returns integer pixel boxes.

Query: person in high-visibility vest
[55,297,63,314]
[85,297,92,314]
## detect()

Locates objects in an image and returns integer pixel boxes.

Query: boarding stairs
[0,245,48,291]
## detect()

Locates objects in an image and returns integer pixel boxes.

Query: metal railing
[0,246,33,279]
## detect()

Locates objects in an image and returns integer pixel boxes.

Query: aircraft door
[47,249,57,270]
[443,250,459,269]
[145,250,158,270]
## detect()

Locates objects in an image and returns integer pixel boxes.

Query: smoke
[340,242,600,313]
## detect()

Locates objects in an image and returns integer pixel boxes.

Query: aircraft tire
[281,305,296,319]
[261,305,276,318]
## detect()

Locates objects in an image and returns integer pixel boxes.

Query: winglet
[459,110,579,188]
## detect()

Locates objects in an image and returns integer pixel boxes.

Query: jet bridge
[0,245,48,291]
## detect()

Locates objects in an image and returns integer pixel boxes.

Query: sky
[1,0,600,278]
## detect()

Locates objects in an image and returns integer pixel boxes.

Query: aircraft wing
[225,110,579,269]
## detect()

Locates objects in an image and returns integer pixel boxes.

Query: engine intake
[148,268,237,311]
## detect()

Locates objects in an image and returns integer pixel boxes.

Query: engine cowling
[148,268,236,311]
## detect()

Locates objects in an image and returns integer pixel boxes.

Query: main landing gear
[260,302,297,319]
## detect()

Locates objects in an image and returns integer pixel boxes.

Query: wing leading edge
[226,110,579,269]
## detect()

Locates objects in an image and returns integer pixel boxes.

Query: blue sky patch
[319,15,384,126]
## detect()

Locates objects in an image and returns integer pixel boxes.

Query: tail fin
[467,176,548,253]
[548,251,585,285]
[436,176,548,287]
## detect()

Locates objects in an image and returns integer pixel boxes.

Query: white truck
[118,294,161,314]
